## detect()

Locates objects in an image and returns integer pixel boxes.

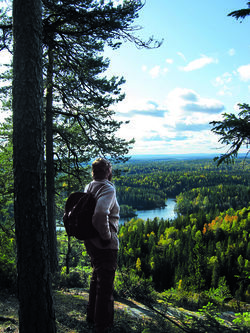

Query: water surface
[120,198,177,224]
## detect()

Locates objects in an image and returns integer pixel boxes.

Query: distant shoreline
[127,153,249,161]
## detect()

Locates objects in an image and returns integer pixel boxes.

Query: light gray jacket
[84,179,120,250]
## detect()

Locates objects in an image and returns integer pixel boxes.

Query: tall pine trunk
[12,0,56,331]
[45,42,58,273]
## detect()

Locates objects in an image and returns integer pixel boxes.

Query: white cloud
[149,65,161,79]
[237,64,250,81]
[103,0,123,6]
[180,56,217,72]
[0,111,10,123]
[228,48,235,56]
[115,88,225,155]
[177,52,186,61]
[217,88,232,97]
[114,96,154,115]
[143,65,169,79]
[164,88,224,126]
[0,50,11,74]
[233,103,241,113]
[166,58,173,64]
[214,72,232,86]
[213,72,233,96]
[141,60,171,79]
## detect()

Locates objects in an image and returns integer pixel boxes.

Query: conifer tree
[210,104,250,165]
[0,0,162,271]
[12,0,56,331]
[210,4,250,165]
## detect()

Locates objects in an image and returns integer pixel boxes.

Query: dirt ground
[1,289,248,332]
[0,289,174,333]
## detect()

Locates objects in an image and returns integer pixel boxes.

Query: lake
[120,198,177,224]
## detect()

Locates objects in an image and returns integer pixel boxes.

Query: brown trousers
[85,242,118,333]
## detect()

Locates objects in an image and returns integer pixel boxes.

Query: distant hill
[128,153,249,162]
[129,153,217,161]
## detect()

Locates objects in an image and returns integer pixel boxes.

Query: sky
[104,0,250,156]
[1,0,250,157]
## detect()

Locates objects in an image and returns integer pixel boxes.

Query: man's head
[92,158,112,181]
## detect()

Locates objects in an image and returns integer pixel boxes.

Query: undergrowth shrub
[114,268,157,304]
[0,231,16,289]
[54,266,91,289]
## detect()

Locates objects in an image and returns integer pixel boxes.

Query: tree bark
[12,0,56,332]
[46,42,58,273]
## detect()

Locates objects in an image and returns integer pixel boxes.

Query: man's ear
[108,169,112,181]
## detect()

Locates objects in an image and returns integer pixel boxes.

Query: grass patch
[0,289,249,332]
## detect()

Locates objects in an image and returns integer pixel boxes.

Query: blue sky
[105,0,250,156]
[1,0,250,157]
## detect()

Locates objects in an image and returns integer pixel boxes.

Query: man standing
[84,158,120,333]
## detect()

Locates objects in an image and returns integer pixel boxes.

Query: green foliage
[159,288,211,310]
[0,119,15,289]
[0,118,14,230]
[55,231,92,289]
[233,312,250,328]
[211,4,250,167]
[114,268,157,305]
[196,302,229,332]
[114,158,250,210]
[210,104,250,165]
[0,0,162,185]
[205,277,232,303]
[228,2,250,21]
[0,230,16,289]
[57,231,90,270]
[189,302,250,332]
[119,204,137,218]
[54,266,90,289]
[118,204,250,300]
[176,184,250,216]
[0,152,250,331]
